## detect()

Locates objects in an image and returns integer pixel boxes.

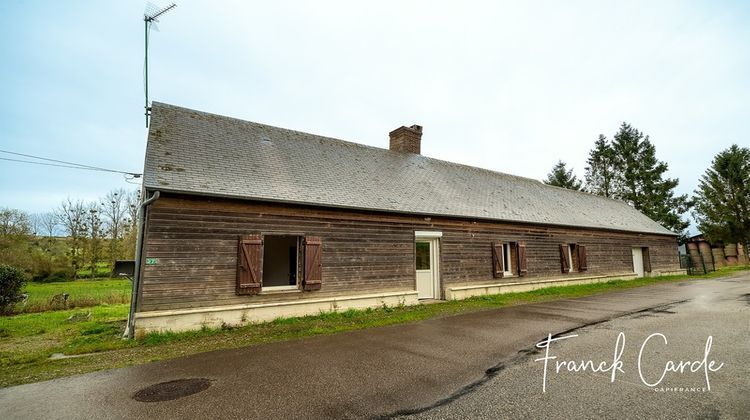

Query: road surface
[1,273,748,419]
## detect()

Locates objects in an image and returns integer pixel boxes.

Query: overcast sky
[1,1,748,234]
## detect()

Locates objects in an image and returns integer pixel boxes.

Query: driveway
[1,273,748,419]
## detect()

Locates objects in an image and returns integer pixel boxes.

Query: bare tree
[28,213,41,237]
[122,189,141,259]
[85,202,103,279]
[126,189,140,231]
[57,199,87,279]
[101,189,130,264]
[39,212,59,238]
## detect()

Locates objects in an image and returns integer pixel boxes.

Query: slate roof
[143,102,676,236]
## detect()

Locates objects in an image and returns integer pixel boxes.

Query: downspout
[124,190,160,339]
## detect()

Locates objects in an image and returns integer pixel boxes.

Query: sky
[1,1,748,234]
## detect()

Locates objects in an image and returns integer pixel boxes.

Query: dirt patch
[133,378,212,402]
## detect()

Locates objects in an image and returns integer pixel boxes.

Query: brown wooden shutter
[303,236,322,291]
[578,245,588,272]
[491,242,504,278]
[559,244,570,273]
[237,234,262,295]
[517,242,528,277]
[642,247,652,272]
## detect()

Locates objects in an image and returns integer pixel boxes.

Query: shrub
[0,264,28,314]
[32,268,74,283]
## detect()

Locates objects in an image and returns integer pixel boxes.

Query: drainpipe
[124,190,160,339]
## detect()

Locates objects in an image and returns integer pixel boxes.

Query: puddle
[133,378,212,402]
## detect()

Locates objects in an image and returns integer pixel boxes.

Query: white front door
[416,239,439,299]
[632,247,644,277]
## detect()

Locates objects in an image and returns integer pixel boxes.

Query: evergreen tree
[584,123,691,237]
[693,144,750,258]
[544,160,583,190]
[584,135,616,197]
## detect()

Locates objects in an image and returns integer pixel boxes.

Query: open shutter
[237,234,262,295]
[517,242,528,277]
[643,247,652,273]
[303,236,322,291]
[491,242,505,278]
[577,245,588,271]
[559,244,570,273]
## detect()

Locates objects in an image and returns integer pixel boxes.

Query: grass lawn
[75,261,112,278]
[16,279,131,314]
[0,266,747,388]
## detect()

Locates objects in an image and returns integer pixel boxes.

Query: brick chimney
[389,125,423,154]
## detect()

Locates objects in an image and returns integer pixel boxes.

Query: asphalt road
[1,273,748,419]
[401,275,750,419]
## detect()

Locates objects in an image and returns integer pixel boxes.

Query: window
[502,243,511,274]
[236,234,323,295]
[262,235,300,289]
[559,243,588,273]
[568,243,577,272]
[492,241,515,278]
[416,242,431,270]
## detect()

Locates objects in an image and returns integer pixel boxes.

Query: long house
[128,102,682,335]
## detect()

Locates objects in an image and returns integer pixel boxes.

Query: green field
[0,266,747,388]
[75,262,113,278]
[17,279,131,314]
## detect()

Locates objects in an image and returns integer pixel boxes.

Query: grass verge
[1,266,748,388]
[15,279,131,314]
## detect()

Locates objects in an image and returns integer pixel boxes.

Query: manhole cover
[133,378,212,402]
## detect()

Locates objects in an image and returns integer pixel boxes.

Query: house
[127,102,682,336]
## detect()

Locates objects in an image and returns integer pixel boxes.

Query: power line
[0,150,142,177]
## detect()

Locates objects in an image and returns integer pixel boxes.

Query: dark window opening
[570,243,579,272]
[263,235,299,287]
[416,242,431,270]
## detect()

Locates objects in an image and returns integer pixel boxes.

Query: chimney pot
[389,124,423,154]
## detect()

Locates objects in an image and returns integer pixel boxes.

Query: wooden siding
[138,194,681,312]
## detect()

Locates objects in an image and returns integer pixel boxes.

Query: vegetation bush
[0,264,28,314]
[33,268,75,283]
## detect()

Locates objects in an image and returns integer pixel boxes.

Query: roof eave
[142,185,679,238]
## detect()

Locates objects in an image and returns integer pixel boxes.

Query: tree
[57,199,87,279]
[584,135,616,197]
[0,264,27,314]
[122,189,141,259]
[610,123,691,236]
[693,144,750,259]
[585,123,691,238]
[38,212,59,238]
[544,161,582,190]
[101,189,131,265]
[85,203,103,279]
[0,208,33,271]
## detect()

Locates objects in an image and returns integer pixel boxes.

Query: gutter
[124,190,160,339]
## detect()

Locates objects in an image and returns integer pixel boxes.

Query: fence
[679,252,716,275]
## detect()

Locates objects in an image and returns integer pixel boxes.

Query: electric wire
[0,150,142,178]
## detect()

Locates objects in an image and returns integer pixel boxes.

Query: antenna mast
[144,2,177,127]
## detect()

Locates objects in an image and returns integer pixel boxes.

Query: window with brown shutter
[303,236,322,291]
[492,242,504,278]
[517,242,528,277]
[642,247,652,273]
[237,234,263,295]
[559,243,570,273]
[577,245,588,271]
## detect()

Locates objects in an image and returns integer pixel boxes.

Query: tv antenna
[143,2,177,127]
